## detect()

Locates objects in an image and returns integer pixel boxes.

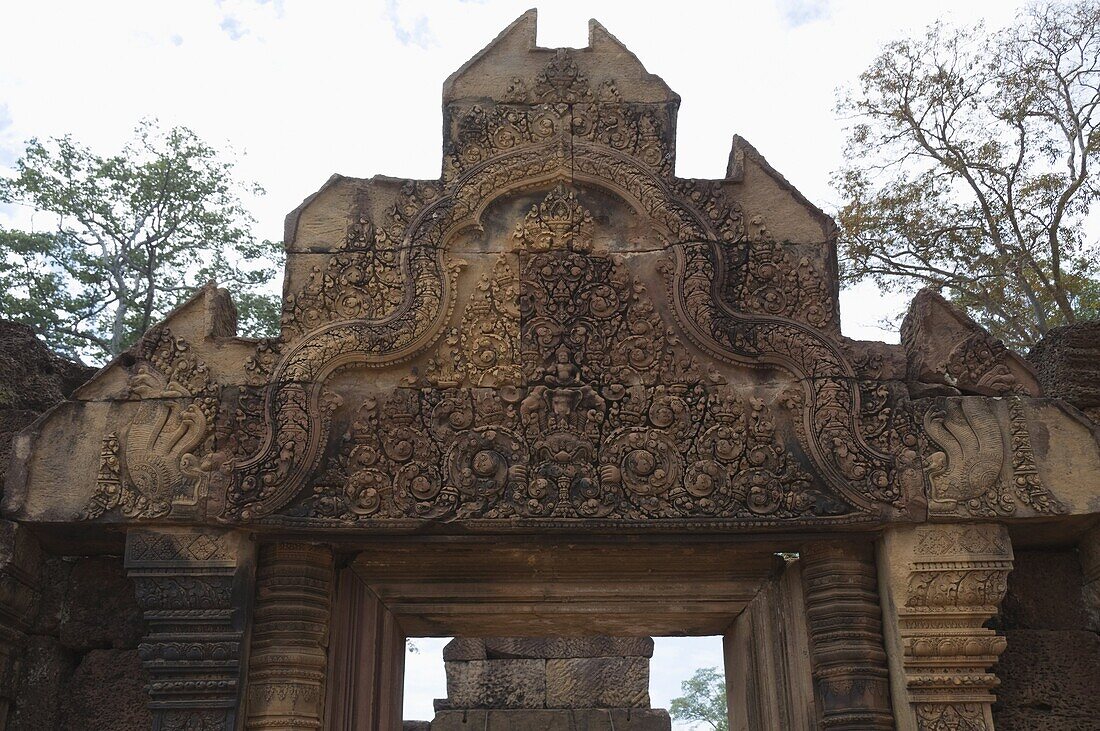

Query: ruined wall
[428,637,672,730]
[0,321,150,730]
[991,549,1100,730]
[1029,321,1100,423]
[0,321,95,477]
[8,556,150,730]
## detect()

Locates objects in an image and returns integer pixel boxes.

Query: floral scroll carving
[666,237,922,515]
[295,187,855,524]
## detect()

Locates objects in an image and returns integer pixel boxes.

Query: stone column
[801,541,893,730]
[125,527,256,731]
[324,568,405,731]
[0,521,40,731]
[245,543,335,731]
[723,560,815,731]
[878,523,1013,731]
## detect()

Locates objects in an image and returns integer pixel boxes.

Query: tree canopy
[0,119,282,362]
[835,0,1100,348]
[670,666,728,731]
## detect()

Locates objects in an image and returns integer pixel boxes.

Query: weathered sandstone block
[1029,320,1100,422]
[443,636,654,661]
[545,657,650,708]
[430,709,672,730]
[57,649,151,731]
[444,658,546,709]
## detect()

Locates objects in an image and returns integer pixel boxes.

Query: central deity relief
[304,185,842,523]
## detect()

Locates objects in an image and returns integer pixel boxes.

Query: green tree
[834,1,1100,349]
[0,119,283,362]
[670,666,728,731]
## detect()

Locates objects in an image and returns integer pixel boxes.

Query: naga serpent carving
[228,129,910,519]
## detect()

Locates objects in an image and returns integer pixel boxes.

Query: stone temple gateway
[3,10,1100,730]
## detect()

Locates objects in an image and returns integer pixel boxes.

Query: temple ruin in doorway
[2,10,1100,730]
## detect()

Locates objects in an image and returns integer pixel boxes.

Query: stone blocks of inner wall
[442,656,651,710]
[443,637,654,661]
[445,659,546,709]
[438,636,653,711]
[430,709,672,730]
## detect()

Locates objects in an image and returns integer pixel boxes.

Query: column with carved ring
[801,540,894,730]
[878,522,1013,731]
[245,543,335,731]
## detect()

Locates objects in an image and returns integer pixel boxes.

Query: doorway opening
[327,537,819,730]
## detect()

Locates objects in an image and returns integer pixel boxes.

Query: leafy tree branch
[835,0,1100,348]
[670,666,728,731]
[0,119,283,361]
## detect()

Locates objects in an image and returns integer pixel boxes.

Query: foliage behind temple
[0,120,282,362]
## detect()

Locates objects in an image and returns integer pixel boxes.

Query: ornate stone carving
[125,529,255,731]
[1006,396,1064,514]
[221,152,919,525]
[924,399,1006,516]
[245,543,334,731]
[923,397,1065,518]
[424,255,521,388]
[901,289,1039,397]
[54,14,919,528]
[534,49,592,103]
[667,237,921,515]
[800,542,894,730]
[83,329,221,521]
[287,187,875,525]
[879,523,1014,731]
[514,183,593,251]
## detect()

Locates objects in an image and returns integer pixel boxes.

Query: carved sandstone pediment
[8,11,1099,533]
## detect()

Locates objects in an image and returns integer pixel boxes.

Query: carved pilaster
[801,542,893,730]
[0,521,40,730]
[878,523,1013,731]
[125,528,256,731]
[245,543,334,731]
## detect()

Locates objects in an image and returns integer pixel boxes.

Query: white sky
[0,0,1034,726]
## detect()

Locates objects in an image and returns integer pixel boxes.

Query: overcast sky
[0,0,1034,725]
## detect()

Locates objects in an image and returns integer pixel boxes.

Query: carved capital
[879,523,1013,731]
[125,528,256,731]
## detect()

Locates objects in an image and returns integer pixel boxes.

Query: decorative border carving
[886,523,1013,731]
[126,529,255,731]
